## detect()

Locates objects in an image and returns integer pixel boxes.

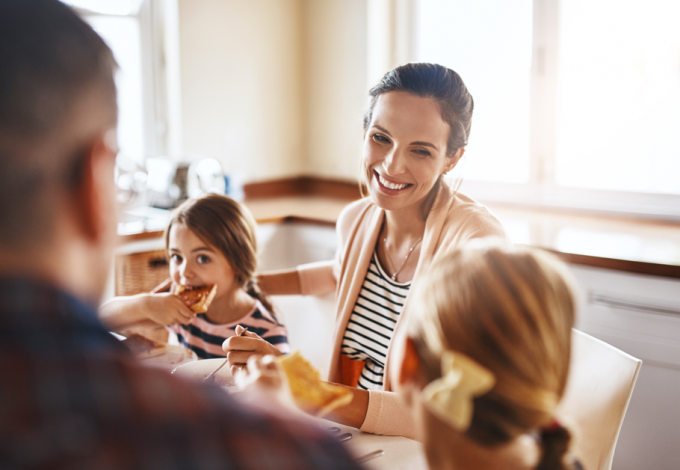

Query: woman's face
[363,91,462,213]
[168,223,237,302]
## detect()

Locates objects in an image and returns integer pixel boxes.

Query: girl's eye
[170,254,182,263]
[197,255,211,264]
[372,133,390,144]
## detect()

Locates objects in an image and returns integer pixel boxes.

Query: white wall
[178,0,305,181]
[302,0,367,181]
[177,0,368,183]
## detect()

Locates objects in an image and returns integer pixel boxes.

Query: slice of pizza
[278,351,353,417]
[172,284,217,313]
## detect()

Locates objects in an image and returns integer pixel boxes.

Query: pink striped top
[168,300,290,359]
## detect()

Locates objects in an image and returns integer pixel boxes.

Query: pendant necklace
[383,231,423,282]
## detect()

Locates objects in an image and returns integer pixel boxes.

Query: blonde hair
[409,242,577,469]
[164,194,273,313]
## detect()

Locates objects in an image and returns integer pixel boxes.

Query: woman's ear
[443,147,465,174]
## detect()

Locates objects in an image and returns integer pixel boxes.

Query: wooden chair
[556,329,642,470]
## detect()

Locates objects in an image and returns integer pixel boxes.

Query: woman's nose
[383,148,406,175]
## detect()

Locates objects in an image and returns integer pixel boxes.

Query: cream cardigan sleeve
[360,390,418,440]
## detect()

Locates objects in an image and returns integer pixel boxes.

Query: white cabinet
[257,223,338,379]
[569,265,680,470]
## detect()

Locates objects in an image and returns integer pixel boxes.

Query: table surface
[135,345,428,470]
[325,421,428,470]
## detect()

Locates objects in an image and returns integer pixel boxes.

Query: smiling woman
[248,63,508,438]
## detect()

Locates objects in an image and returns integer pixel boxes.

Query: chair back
[556,329,642,470]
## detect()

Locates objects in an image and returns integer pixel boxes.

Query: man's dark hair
[0,0,117,246]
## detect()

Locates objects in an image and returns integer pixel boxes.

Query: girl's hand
[141,292,196,326]
[222,325,282,376]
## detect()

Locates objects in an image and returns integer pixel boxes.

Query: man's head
[0,0,119,300]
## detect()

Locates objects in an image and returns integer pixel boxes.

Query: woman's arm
[323,387,417,439]
[99,293,195,331]
[256,269,301,295]
[322,384,369,429]
[257,260,338,297]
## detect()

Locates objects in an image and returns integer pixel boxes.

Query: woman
[389,243,583,470]
[224,63,506,437]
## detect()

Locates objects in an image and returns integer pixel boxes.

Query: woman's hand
[234,355,305,418]
[222,325,282,375]
[140,292,196,326]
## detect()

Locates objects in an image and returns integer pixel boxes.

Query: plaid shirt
[0,277,365,470]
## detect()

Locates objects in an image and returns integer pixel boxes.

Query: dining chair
[556,329,642,470]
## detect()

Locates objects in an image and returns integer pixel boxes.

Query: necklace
[383,233,423,281]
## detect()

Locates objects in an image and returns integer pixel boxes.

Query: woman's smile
[374,170,413,193]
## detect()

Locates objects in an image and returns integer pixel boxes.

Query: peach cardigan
[296,184,506,439]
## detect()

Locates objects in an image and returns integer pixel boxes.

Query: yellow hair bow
[422,351,496,431]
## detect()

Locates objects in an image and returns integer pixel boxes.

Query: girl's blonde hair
[409,242,577,470]
[164,194,273,314]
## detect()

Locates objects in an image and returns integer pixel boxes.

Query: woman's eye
[197,255,211,264]
[413,148,431,158]
[372,133,390,144]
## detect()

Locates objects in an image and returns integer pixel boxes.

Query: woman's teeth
[378,174,408,190]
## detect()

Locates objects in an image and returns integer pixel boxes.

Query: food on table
[122,333,167,359]
[173,284,217,313]
[278,351,352,416]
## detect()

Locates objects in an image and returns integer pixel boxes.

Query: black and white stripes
[341,252,411,391]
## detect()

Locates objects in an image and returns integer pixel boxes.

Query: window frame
[408,0,680,221]
[70,0,174,161]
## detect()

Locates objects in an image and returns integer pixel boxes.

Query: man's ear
[71,132,116,243]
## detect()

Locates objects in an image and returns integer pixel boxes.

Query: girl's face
[168,223,237,301]
[363,91,462,213]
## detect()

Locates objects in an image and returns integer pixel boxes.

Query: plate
[172,358,235,387]
[139,344,197,370]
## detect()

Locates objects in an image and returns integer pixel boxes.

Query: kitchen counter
[118,195,680,278]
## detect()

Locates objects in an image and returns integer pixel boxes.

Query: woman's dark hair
[164,194,274,315]
[363,63,474,157]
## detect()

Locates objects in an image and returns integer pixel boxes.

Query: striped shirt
[168,300,290,359]
[341,252,411,390]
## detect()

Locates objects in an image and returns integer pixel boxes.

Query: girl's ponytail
[245,278,274,318]
[535,421,575,470]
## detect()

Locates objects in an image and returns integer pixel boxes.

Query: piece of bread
[172,284,217,313]
[277,351,353,417]
[122,333,167,359]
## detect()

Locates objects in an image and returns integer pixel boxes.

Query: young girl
[390,243,584,470]
[100,194,289,359]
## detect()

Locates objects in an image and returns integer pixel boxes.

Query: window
[61,0,178,166]
[412,0,680,218]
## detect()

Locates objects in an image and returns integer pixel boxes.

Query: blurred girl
[390,243,584,470]
[100,194,289,359]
